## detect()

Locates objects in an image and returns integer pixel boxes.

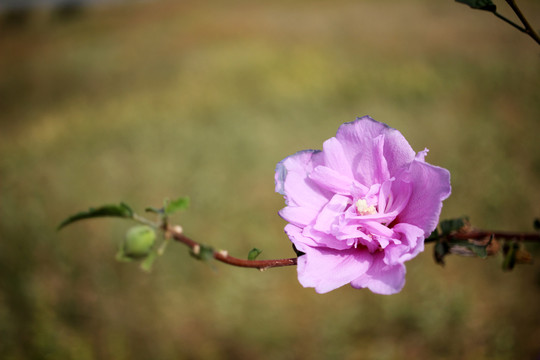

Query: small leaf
[502,242,519,271]
[455,0,496,12]
[448,239,489,258]
[247,248,263,260]
[468,242,488,258]
[434,240,450,265]
[440,217,469,235]
[58,203,133,230]
[164,197,190,215]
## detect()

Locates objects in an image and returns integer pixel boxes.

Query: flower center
[355,198,377,216]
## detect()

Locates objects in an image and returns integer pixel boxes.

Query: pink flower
[275,116,451,294]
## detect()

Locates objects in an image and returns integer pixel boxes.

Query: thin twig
[425,229,540,243]
[504,0,540,45]
[167,225,298,270]
[493,11,527,33]
[167,224,538,268]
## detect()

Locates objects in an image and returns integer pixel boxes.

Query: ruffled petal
[284,223,319,252]
[322,137,354,179]
[297,246,372,294]
[335,116,416,186]
[275,150,331,210]
[351,252,406,295]
[303,226,352,250]
[391,222,425,261]
[313,194,350,233]
[309,165,355,195]
[397,160,451,236]
[279,206,319,227]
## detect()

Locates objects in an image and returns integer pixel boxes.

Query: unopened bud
[123,225,156,259]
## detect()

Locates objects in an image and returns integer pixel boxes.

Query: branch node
[218,250,228,257]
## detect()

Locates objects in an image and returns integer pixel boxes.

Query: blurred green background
[1,0,540,359]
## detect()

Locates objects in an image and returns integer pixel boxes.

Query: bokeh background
[1,0,540,359]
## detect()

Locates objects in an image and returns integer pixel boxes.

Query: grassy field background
[1,0,540,359]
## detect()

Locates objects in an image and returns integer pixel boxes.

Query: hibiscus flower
[275,116,451,294]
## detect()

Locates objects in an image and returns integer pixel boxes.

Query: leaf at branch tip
[190,244,214,262]
[455,0,496,12]
[58,203,134,230]
[247,248,263,260]
[164,197,190,215]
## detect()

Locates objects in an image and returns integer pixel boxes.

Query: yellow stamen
[356,199,377,215]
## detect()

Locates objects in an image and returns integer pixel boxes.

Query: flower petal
[313,194,350,234]
[279,206,319,227]
[303,226,352,250]
[275,150,331,210]
[335,116,416,186]
[309,166,356,195]
[284,223,319,251]
[322,137,355,179]
[351,252,406,295]
[392,222,425,261]
[397,160,451,236]
[297,246,372,294]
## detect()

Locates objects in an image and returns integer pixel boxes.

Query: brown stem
[450,230,540,241]
[167,225,297,270]
[426,229,540,243]
[167,224,538,268]
[505,0,540,46]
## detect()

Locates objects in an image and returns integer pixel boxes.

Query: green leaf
[447,240,489,258]
[190,244,214,262]
[434,240,449,265]
[58,203,133,230]
[502,242,519,271]
[455,0,496,12]
[164,197,190,215]
[440,217,468,235]
[247,248,263,260]
[468,242,488,258]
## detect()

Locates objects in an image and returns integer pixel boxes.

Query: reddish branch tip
[167,226,298,270]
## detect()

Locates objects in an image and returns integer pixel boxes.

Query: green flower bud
[123,225,156,259]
